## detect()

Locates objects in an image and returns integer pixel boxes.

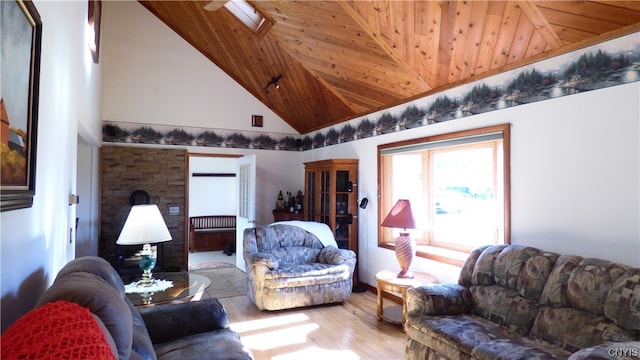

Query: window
[224,0,274,39]
[378,124,510,266]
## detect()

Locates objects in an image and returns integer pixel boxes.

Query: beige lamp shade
[381,199,416,230]
[116,204,172,245]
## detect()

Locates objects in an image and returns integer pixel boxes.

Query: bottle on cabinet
[295,190,303,214]
[275,190,305,213]
[273,190,305,222]
[277,191,284,209]
[288,192,295,213]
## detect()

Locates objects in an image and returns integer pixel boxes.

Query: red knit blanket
[1,300,116,359]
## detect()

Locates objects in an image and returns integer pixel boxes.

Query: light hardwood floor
[219,291,406,360]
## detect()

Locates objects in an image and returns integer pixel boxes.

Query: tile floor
[193,267,246,299]
[188,250,244,299]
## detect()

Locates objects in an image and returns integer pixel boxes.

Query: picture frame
[88,0,101,64]
[1,0,42,211]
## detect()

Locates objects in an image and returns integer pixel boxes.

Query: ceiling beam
[338,1,433,92]
[203,1,228,12]
[517,1,563,48]
[250,2,360,115]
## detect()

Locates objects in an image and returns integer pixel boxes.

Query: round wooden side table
[376,270,437,329]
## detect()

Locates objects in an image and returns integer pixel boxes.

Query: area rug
[191,266,247,299]
[189,262,236,271]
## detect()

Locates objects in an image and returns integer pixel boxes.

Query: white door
[236,154,256,271]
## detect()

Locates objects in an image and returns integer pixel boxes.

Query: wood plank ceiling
[139,1,640,134]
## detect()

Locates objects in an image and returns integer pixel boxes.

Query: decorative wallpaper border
[103,32,640,151]
[102,123,301,150]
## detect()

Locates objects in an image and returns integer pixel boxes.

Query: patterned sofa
[406,244,640,360]
[243,223,356,310]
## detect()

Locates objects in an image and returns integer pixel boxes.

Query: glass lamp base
[137,269,155,287]
[137,245,157,287]
[140,292,154,305]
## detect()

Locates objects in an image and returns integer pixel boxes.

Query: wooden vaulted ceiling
[139,1,640,134]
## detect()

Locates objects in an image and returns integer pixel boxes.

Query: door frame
[184,152,242,269]
[235,154,256,271]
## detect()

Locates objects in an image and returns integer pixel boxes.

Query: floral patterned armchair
[243,223,356,311]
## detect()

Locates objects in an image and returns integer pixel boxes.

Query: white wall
[0,1,103,331]
[303,82,640,285]
[188,156,238,216]
[101,1,297,136]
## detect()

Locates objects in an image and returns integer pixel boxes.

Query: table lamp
[117,204,172,287]
[381,199,416,278]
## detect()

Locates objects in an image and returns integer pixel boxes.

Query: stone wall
[100,145,186,272]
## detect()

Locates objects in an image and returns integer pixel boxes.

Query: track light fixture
[264,75,282,93]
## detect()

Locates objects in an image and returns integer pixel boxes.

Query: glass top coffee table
[122,272,211,306]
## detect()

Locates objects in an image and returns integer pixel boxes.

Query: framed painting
[88,0,101,64]
[0,0,42,211]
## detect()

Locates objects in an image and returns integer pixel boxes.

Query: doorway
[76,135,99,257]
[186,153,240,269]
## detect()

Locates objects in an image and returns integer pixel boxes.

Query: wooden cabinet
[272,210,305,222]
[304,159,359,285]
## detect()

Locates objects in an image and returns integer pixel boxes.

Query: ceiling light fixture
[264,75,282,93]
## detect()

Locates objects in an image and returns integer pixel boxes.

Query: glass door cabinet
[304,159,359,285]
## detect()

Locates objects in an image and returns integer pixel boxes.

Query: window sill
[380,242,466,267]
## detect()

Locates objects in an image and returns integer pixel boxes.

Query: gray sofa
[31,256,252,360]
[405,244,640,360]
[243,223,356,311]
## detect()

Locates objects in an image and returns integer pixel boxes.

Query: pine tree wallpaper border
[103,32,640,151]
